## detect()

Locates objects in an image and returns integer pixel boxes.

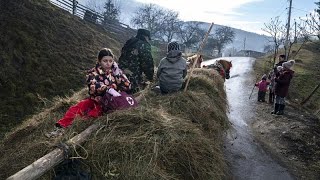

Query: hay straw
[0,69,229,180]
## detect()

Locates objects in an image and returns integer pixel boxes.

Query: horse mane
[217,59,232,70]
[187,54,203,68]
[202,59,232,80]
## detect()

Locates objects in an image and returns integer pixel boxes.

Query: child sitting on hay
[46,48,135,138]
[156,41,187,94]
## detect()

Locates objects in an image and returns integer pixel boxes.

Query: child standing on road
[272,60,295,115]
[255,74,270,102]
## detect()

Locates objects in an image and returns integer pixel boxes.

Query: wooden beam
[300,83,320,106]
[184,22,214,92]
[7,123,100,180]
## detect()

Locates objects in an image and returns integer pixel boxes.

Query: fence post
[72,0,78,15]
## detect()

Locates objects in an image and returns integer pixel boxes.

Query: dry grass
[0,70,229,180]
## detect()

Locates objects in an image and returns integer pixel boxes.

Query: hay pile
[0,69,229,179]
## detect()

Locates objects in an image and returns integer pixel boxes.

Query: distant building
[236,50,265,58]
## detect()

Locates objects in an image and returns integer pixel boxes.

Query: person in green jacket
[118,29,154,93]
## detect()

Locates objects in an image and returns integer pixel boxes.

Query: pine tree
[103,0,120,24]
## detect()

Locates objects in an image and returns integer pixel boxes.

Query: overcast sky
[61,0,316,35]
[134,0,316,35]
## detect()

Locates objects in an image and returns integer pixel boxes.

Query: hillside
[0,0,133,137]
[254,42,320,112]
[199,22,271,53]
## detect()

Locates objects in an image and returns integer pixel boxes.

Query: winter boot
[271,103,279,114]
[276,104,285,115]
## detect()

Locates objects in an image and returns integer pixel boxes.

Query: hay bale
[0,69,229,179]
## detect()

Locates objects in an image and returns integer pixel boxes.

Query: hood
[283,69,294,75]
[166,50,182,63]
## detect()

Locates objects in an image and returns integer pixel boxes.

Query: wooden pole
[184,22,214,92]
[72,0,77,15]
[284,0,292,61]
[300,83,320,106]
[7,123,100,180]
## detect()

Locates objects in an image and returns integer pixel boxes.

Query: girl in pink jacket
[255,74,270,102]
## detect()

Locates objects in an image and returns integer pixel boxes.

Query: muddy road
[210,57,295,180]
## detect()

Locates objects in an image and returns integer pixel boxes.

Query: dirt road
[216,57,294,180]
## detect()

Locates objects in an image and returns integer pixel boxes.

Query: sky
[134,0,317,35]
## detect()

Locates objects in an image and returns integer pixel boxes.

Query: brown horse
[186,54,203,69]
[202,59,232,80]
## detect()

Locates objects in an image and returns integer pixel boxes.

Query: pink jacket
[255,80,270,92]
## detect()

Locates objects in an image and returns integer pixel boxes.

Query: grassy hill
[0,0,135,137]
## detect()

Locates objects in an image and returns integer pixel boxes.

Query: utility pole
[294,20,297,43]
[243,37,246,50]
[285,0,293,61]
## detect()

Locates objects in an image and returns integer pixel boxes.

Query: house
[236,50,265,58]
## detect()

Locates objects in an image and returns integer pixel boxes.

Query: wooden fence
[49,0,135,35]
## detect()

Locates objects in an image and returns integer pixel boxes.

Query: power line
[292,7,312,13]
[273,0,288,15]
[277,7,288,19]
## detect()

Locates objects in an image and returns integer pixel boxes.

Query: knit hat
[137,29,151,39]
[262,74,267,80]
[167,41,180,52]
[282,60,295,69]
[277,66,283,72]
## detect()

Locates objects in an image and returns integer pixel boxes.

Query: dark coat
[118,36,154,92]
[274,69,294,97]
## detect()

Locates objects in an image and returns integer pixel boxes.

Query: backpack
[54,159,91,180]
[101,91,138,113]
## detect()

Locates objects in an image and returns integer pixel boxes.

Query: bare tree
[203,36,217,54]
[156,9,180,43]
[263,44,274,53]
[177,21,205,49]
[304,13,320,39]
[85,0,101,12]
[262,17,286,65]
[130,4,164,38]
[290,19,312,59]
[297,2,319,39]
[213,26,235,56]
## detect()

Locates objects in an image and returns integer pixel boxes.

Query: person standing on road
[271,60,295,115]
[275,54,287,66]
[255,74,270,102]
[118,29,154,94]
